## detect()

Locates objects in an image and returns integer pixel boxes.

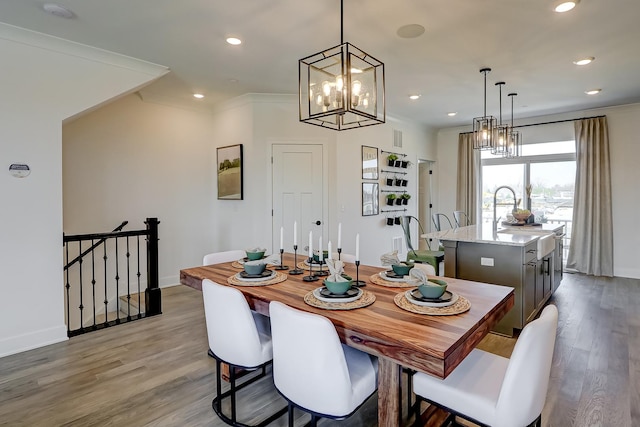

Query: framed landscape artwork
[217,144,243,200]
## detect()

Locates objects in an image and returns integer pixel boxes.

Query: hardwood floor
[0,273,637,426]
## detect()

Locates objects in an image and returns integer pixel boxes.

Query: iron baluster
[126,236,131,321]
[136,235,142,319]
[91,239,96,328]
[78,240,84,334]
[103,240,108,326]
[65,240,71,335]
[114,237,120,324]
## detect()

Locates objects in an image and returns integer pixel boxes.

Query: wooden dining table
[180,253,514,427]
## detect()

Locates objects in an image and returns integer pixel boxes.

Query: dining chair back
[269,301,378,425]
[202,279,286,427]
[203,249,246,266]
[412,304,558,427]
[400,216,445,275]
[453,210,471,227]
[332,252,357,263]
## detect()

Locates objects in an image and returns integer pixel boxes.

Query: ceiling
[1,0,639,129]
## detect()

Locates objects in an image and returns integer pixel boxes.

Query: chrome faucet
[493,185,518,231]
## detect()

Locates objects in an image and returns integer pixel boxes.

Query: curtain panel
[456,133,478,225]
[566,116,614,276]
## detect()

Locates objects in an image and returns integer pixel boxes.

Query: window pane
[529,160,575,227]
[482,164,525,224]
[522,140,575,156]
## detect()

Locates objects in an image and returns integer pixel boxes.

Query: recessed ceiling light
[193,93,204,99]
[396,24,426,39]
[409,95,421,100]
[447,112,457,117]
[585,89,601,95]
[554,0,579,13]
[573,57,594,66]
[42,3,75,18]
[226,37,242,45]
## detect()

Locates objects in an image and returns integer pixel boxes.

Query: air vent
[393,129,403,148]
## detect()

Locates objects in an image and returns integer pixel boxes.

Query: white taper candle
[355,233,360,261]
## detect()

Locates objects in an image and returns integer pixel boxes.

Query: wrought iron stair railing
[63,218,161,337]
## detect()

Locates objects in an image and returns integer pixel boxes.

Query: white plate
[405,290,459,307]
[235,270,276,282]
[379,271,409,283]
[312,287,363,303]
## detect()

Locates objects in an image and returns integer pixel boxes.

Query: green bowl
[391,262,414,276]
[417,279,447,298]
[246,250,265,261]
[313,251,329,263]
[323,279,353,295]
[244,263,266,275]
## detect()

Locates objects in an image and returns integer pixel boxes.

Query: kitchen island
[424,223,564,336]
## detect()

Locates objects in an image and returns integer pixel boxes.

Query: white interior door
[272,144,325,255]
[418,160,434,250]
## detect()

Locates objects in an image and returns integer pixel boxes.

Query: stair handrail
[63,221,128,271]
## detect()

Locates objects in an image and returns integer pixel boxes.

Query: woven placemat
[304,290,376,311]
[393,292,471,315]
[231,261,244,269]
[227,271,288,287]
[297,261,328,271]
[369,273,415,288]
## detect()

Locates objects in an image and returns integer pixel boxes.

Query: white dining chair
[203,249,246,265]
[268,301,378,426]
[202,279,286,427]
[412,304,558,427]
[332,252,357,264]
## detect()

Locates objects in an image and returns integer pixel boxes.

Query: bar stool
[412,305,558,427]
[269,301,378,426]
[400,216,444,275]
[453,211,471,227]
[202,279,287,427]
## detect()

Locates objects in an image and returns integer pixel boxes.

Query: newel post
[145,217,162,316]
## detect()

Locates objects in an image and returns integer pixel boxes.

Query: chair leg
[288,403,294,427]
[230,364,237,424]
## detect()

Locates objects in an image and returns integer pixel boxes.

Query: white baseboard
[613,268,640,279]
[0,325,68,358]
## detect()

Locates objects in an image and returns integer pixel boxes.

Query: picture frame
[361,145,379,180]
[362,182,379,216]
[217,144,243,200]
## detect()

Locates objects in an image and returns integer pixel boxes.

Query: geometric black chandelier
[298,0,385,130]
[472,68,497,150]
[505,92,522,158]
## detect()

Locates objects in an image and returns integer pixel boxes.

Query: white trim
[0,325,68,358]
[0,23,169,77]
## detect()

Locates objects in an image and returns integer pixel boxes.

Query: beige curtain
[566,116,613,276]
[456,133,478,224]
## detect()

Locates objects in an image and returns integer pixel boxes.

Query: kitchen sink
[498,228,556,259]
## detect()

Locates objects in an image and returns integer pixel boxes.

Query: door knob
[313,220,321,225]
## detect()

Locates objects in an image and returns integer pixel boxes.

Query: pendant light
[298,0,385,130]
[505,93,522,158]
[473,68,497,150]
[492,81,509,156]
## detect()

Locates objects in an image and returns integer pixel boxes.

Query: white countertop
[421,223,564,247]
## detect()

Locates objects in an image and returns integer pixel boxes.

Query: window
[481,141,576,260]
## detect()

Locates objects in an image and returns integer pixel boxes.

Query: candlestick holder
[353,260,366,287]
[337,247,342,261]
[289,245,304,275]
[274,249,289,270]
[313,256,329,277]
[303,257,319,282]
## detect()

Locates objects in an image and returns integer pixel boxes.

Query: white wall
[0,24,168,357]
[435,103,640,279]
[62,93,435,288]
